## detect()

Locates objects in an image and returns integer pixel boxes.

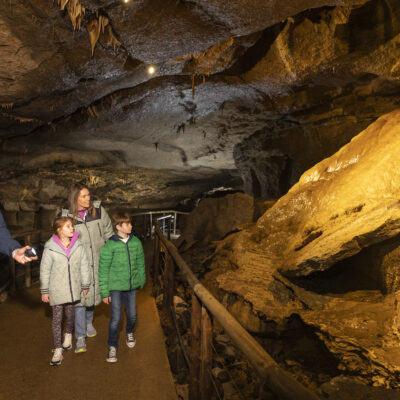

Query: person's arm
[40,249,52,302]
[99,241,112,302]
[101,206,114,241]
[0,212,38,264]
[0,211,21,256]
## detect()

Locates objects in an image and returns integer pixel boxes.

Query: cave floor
[0,279,177,400]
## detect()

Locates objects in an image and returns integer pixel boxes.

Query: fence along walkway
[0,241,178,400]
[153,224,321,400]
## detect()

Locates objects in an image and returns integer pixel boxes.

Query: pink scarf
[52,231,79,258]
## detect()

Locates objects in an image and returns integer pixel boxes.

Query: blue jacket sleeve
[0,211,22,257]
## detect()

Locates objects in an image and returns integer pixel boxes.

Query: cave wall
[1,1,400,207]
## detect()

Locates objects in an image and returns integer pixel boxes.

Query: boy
[98,212,146,362]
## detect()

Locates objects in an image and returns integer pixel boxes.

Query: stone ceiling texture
[1,0,400,205]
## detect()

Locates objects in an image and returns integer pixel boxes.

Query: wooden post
[163,251,175,321]
[200,305,213,400]
[24,234,31,288]
[155,225,321,400]
[189,293,201,400]
[152,235,160,297]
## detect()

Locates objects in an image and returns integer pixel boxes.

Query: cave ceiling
[1,0,400,206]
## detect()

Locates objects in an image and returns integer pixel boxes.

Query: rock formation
[1,0,400,205]
[205,109,400,388]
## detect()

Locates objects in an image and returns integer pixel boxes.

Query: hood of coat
[109,234,135,242]
[44,232,83,255]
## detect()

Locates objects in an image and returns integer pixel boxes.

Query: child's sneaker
[86,324,97,338]
[62,333,72,350]
[106,346,117,363]
[75,337,87,353]
[50,348,63,366]
[126,333,136,348]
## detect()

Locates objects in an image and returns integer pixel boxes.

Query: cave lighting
[147,66,156,75]
[123,0,129,3]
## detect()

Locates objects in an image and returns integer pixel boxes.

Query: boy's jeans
[108,290,137,349]
[75,306,95,339]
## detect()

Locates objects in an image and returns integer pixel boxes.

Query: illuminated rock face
[208,110,400,387]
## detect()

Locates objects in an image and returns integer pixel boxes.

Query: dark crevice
[224,22,286,76]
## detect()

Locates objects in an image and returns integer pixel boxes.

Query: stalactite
[87,16,108,56]
[1,103,13,110]
[0,113,35,123]
[57,0,85,30]
[103,25,121,51]
[87,105,99,117]
[67,0,85,30]
[86,16,121,56]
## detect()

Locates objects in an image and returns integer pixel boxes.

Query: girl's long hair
[53,217,73,238]
[68,182,95,222]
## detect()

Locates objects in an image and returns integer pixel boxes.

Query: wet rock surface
[178,110,400,391]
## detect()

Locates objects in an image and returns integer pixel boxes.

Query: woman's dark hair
[68,182,95,221]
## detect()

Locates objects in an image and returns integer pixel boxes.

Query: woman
[61,182,113,353]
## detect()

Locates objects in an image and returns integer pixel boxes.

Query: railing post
[189,293,201,400]
[167,218,171,240]
[152,234,160,297]
[200,305,213,400]
[24,234,31,288]
[163,251,175,321]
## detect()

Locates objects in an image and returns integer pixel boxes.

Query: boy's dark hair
[111,212,131,231]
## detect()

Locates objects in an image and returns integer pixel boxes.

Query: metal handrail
[154,224,320,400]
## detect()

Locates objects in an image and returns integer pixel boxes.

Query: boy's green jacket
[98,234,146,298]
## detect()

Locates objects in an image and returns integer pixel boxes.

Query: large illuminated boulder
[208,109,400,387]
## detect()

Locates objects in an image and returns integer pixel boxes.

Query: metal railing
[153,224,320,400]
[132,210,188,239]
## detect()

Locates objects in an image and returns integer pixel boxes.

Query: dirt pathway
[0,278,178,400]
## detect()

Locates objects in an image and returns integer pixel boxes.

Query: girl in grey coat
[40,217,90,366]
[61,182,113,353]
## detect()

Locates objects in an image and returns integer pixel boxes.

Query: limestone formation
[180,192,255,246]
[1,1,400,203]
[206,109,400,388]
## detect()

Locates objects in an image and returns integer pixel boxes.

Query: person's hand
[41,294,50,303]
[82,289,89,298]
[102,297,111,304]
[12,246,38,264]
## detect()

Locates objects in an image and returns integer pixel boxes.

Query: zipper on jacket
[48,249,76,303]
[84,221,96,305]
[126,242,133,290]
[67,261,74,303]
